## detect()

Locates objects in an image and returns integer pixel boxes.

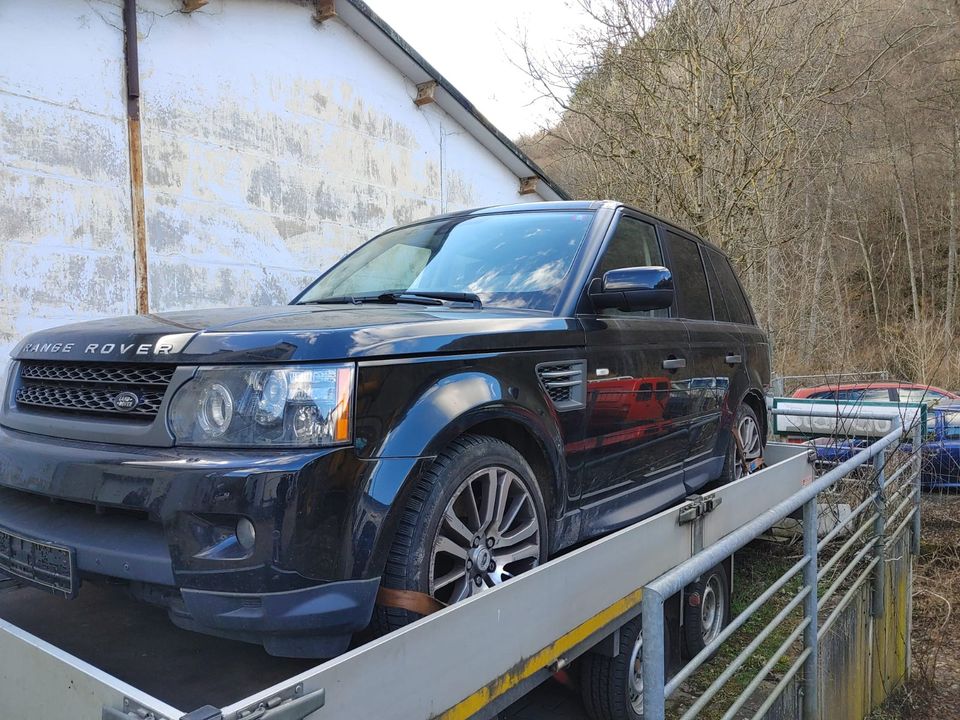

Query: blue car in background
[804,403,960,489]
[919,404,960,489]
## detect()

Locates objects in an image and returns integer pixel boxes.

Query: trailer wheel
[375,434,548,632]
[579,616,645,720]
[682,563,730,659]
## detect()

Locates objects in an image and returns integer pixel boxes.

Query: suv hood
[12,305,584,364]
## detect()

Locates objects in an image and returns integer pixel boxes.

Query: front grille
[15,361,174,420]
[537,361,586,411]
[20,363,174,387]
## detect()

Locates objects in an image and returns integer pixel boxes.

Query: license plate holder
[0,526,78,598]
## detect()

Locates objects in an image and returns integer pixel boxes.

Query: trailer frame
[0,399,920,720]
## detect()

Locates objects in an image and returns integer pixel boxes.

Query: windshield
[297,211,595,311]
[941,411,960,439]
[899,388,948,405]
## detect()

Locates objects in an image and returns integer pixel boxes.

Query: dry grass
[871,492,960,718]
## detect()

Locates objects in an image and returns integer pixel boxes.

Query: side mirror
[589,266,674,312]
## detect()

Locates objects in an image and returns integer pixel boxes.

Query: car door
[662,233,744,491]
[576,213,694,538]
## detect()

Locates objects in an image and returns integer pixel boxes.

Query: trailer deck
[0,583,584,718]
[0,417,916,720]
[0,442,813,720]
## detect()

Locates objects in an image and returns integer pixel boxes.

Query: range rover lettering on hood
[21,341,175,355]
[20,333,194,357]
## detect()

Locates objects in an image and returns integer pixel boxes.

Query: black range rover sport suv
[0,201,769,657]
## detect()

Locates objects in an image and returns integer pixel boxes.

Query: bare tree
[520,0,959,386]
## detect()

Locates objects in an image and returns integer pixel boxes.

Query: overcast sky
[365,1,594,140]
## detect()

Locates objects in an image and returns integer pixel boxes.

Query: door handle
[662,357,686,370]
[725,354,743,365]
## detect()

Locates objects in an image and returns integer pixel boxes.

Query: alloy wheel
[428,465,542,604]
[735,413,763,479]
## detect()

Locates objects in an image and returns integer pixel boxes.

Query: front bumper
[0,424,420,656]
[171,578,380,657]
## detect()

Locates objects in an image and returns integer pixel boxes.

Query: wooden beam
[314,0,336,23]
[182,0,208,12]
[414,80,438,107]
[519,176,539,195]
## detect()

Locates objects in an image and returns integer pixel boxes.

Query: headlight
[169,364,354,447]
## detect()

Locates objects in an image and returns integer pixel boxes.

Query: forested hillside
[520,0,960,387]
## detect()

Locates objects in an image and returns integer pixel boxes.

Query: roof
[376,200,735,258]
[338,1,569,202]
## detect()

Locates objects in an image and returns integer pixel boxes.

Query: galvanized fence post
[911,421,922,556]
[641,588,666,720]
[871,447,887,618]
[772,375,785,398]
[801,497,820,720]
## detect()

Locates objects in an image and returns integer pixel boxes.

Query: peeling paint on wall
[0,0,134,371]
[0,0,545,367]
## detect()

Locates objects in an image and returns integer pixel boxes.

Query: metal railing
[641,404,922,720]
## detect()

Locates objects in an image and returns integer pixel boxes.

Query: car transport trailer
[0,402,921,720]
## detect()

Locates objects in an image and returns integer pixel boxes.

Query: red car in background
[791,382,959,405]
[786,381,960,453]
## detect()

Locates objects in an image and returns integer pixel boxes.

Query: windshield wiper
[298,296,362,305]
[299,292,482,308]
[386,291,483,308]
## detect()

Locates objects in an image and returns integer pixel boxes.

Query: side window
[706,249,754,325]
[595,216,666,317]
[703,251,732,323]
[835,389,866,402]
[665,232,712,321]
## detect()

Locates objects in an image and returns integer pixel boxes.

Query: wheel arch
[359,402,567,580]
[741,389,768,445]
[456,416,559,521]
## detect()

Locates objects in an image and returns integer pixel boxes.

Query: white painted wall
[0,0,135,368]
[0,0,545,366]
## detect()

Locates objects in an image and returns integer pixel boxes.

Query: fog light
[237,518,256,550]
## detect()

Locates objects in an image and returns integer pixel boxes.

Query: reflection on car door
[661,232,741,490]
[576,214,694,538]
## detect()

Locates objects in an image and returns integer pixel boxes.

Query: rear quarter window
[705,249,753,325]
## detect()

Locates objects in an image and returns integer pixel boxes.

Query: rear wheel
[580,616,645,720]
[722,402,764,483]
[375,434,548,632]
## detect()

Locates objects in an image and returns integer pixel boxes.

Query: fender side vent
[537,361,586,411]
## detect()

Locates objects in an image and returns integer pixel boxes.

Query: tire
[721,402,765,483]
[375,434,548,633]
[682,563,730,660]
[579,616,644,720]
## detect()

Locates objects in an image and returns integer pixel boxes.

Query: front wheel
[375,434,548,632]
